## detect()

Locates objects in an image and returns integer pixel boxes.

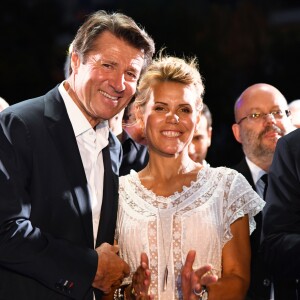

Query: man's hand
[92,243,130,293]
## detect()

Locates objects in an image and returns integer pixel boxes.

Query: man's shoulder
[281,128,300,145]
[122,131,147,151]
[2,86,60,116]
[274,128,300,161]
[230,157,256,189]
[230,157,248,173]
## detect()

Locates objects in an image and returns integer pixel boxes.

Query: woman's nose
[166,113,179,124]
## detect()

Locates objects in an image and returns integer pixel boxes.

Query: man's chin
[260,142,277,154]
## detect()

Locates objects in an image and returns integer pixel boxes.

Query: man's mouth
[263,131,280,138]
[161,130,182,137]
[260,125,282,139]
[99,90,119,101]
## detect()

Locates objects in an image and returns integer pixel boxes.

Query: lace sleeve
[115,175,127,242]
[223,170,265,246]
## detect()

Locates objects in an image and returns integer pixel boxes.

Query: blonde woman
[114,54,264,300]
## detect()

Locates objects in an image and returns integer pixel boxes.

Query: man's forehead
[195,116,208,132]
[239,93,287,111]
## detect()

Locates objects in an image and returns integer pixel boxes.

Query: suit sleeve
[262,132,300,279]
[0,111,98,299]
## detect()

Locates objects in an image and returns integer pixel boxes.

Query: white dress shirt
[59,82,109,246]
[245,156,267,199]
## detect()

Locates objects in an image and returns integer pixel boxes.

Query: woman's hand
[181,250,218,300]
[127,252,153,299]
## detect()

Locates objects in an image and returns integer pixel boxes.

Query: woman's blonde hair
[134,52,205,112]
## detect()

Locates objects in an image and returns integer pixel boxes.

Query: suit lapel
[95,133,120,247]
[232,157,262,250]
[233,157,256,191]
[44,87,94,248]
[43,87,121,249]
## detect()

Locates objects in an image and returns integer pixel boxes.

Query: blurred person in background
[288,99,300,128]
[188,103,212,166]
[123,98,148,145]
[0,96,9,111]
[109,100,149,176]
[231,83,294,300]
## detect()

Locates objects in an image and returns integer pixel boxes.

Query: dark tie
[260,173,268,200]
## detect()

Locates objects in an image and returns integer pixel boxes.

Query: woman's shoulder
[119,169,139,185]
[205,166,241,177]
[202,166,250,189]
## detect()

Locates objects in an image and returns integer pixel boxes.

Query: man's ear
[70,51,80,74]
[207,126,212,147]
[232,123,242,144]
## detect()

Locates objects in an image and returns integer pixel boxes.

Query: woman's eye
[154,106,165,111]
[180,107,191,113]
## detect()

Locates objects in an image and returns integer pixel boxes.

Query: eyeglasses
[237,109,291,125]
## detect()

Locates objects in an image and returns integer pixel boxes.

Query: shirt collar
[202,160,210,167]
[58,81,109,140]
[245,156,267,185]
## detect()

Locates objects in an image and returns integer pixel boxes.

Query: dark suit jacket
[262,128,300,300]
[119,130,148,176]
[232,158,272,300]
[0,86,121,300]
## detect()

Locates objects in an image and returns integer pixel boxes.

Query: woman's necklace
[157,203,179,291]
[147,160,192,290]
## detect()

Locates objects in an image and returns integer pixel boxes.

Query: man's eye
[272,110,282,116]
[126,71,137,79]
[250,113,261,119]
[102,63,112,69]
[193,136,203,141]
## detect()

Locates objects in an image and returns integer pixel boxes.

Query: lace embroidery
[117,166,265,299]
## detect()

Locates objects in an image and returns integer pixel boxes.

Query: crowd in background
[1,0,300,166]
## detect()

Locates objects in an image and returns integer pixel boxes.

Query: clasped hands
[92,243,130,294]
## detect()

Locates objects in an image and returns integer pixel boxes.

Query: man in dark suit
[231,83,294,300]
[262,128,300,300]
[108,100,149,176]
[118,129,149,176]
[0,10,154,300]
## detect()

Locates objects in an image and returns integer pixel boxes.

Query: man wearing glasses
[231,83,295,300]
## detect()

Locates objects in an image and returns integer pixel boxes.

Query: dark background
[1,0,300,167]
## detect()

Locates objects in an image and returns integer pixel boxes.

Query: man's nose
[263,113,276,124]
[109,72,125,93]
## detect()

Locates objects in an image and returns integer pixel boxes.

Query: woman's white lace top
[116,166,265,299]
